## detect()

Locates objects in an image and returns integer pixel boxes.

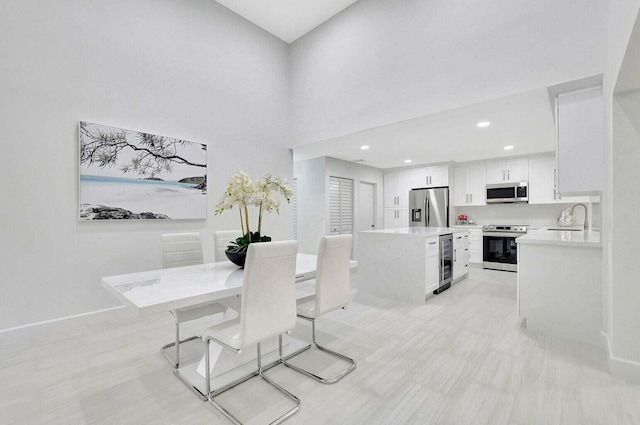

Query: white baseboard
[602,331,640,383]
[0,305,137,346]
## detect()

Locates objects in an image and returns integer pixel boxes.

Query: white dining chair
[203,240,300,425]
[214,230,242,262]
[280,234,356,384]
[160,233,228,368]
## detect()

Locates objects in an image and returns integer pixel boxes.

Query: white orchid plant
[214,171,293,253]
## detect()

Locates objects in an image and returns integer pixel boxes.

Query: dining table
[101,253,358,400]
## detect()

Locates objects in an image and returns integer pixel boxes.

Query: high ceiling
[212,2,562,169]
[214,0,358,43]
[292,88,557,169]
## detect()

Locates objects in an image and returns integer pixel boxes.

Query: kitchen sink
[546,228,582,231]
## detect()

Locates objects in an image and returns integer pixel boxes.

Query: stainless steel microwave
[485,182,529,204]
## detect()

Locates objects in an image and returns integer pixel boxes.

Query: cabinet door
[557,86,604,194]
[429,166,449,187]
[505,159,529,182]
[453,167,468,206]
[383,208,408,229]
[461,247,469,274]
[528,157,556,204]
[383,173,399,208]
[485,162,506,184]
[397,207,409,227]
[452,233,465,279]
[425,249,440,293]
[397,172,411,207]
[383,208,396,229]
[468,229,482,263]
[410,168,429,189]
[467,164,486,205]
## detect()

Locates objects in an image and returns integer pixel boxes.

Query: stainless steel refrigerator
[409,187,449,227]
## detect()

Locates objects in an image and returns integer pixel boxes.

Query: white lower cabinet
[384,207,408,229]
[453,227,482,264]
[425,237,439,294]
[453,232,470,280]
[468,229,482,264]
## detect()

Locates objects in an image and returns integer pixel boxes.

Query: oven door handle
[483,232,525,238]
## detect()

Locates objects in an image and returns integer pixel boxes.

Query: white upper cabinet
[556,86,604,195]
[528,155,593,204]
[467,165,486,205]
[453,164,486,206]
[384,170,411,208]
[528,157,556,204]
[453,167,468,206]
[410,165,449,188]
[485,159,528,184]
[384,207,408,229]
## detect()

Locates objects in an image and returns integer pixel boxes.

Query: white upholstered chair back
[240,241,298,347]
[315,234,353,316]
[161,233,204,269]
[214,230,243,262]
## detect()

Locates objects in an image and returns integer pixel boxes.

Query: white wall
[0,0,292,332]
[293,157,384,256]
[602,0,640,379]
[293,157,327,254]
[290,0,606,145]
[610,90,640,369]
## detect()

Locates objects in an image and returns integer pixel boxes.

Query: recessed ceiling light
[504,145,514,150]
[360,145,370,150]
[477,121,491,128]
[404,159,412,164]
[352,159,366,163]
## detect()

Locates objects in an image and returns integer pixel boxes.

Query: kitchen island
[358,227,469,304]
[517,229,602,346]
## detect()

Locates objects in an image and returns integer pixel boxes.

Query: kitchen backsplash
[453,201,599,229]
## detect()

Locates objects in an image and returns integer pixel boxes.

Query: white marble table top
[101,253,357,316]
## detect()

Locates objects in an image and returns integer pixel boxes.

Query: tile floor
[1,268,639,424]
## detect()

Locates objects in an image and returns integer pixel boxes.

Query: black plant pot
[225,250,247,268]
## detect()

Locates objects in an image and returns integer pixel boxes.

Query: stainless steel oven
[482,225,527,272]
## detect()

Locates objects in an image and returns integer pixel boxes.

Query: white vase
[558,208,573,227]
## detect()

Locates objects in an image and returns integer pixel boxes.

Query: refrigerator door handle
[425,195,429,227]
[444,191,449,226]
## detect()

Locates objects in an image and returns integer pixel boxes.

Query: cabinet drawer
[426,239,439,253]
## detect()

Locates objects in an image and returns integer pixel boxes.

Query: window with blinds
[292,178,297,240]
[329,176,353,235]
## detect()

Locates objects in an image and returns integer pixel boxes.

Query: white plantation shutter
[292,178,298,240]
[329,176,353,235]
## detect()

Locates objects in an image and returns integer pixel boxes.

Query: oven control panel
[482,225,528,233]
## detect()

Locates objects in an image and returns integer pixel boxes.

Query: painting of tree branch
[79,121,207,220]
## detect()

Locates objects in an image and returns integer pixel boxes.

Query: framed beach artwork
[79,121,207,220]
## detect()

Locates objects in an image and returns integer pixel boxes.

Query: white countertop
[361,227,468,237]
[516,229,602,248]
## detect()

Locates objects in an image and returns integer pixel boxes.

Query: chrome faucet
[570,203,589,230]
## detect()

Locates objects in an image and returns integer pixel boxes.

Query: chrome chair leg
[205,338,301,425]
[280,316,356,384]
[161,315,202,368]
